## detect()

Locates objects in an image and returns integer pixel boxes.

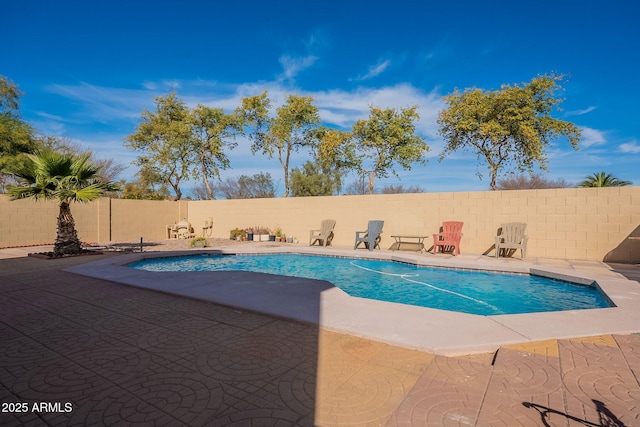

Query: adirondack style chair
[432,221,464,256]
[354,220,384,251]
[495,222,528,259]
[309,219,336,247]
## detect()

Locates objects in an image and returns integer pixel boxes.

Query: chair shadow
[482,226,518,258]
[522,400,628,427]
[482,226,501,257]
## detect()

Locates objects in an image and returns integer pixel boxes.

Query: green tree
[0,75,23,111]
[120,164,170,200]
[315,127,355,172]
[125,93,192,200]
[7,151,117,256]
[290,159,342,196]
[190,105,239,199]
[438,74,582,190]
[0,75,37,192]
[126,93,239,200]
[238,92,320,197]
[236,91,271,150]
[351,106,428,194]
[578,172,632,188]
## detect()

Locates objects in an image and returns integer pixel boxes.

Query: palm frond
[6,150,116,203]
[61,183,112,202]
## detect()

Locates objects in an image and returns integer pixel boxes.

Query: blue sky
[4,0,639,195]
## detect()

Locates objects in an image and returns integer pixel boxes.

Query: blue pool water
[128,254,611,316]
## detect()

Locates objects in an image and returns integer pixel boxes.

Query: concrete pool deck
[64,243,640,356]
[1,242,640,425]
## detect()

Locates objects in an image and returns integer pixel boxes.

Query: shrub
[189,237,210,248]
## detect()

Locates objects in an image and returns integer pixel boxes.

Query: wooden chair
[354,220,384,251]
[432,221,464,256]
[495,222,528,259]
[309,219,336,247]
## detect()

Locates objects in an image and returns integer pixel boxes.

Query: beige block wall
[188,187,640,263]
[0,196,184,247]
[2,187,639,262]
[109,199,188,241]
[1,196,59,246]
[0,196,106,247]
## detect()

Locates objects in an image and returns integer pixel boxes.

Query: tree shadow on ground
[523,400,628,427]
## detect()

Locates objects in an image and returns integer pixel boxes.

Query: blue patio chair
[354,220,384,251]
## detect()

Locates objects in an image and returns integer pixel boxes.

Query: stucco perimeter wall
[188,187,640,263]
[0,196,186,247]
[2,187,639,262]
[0,196,105,247]
[109,199,188,242]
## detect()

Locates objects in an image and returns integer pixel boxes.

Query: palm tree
[8,150,117,256]
[578,172,633,188]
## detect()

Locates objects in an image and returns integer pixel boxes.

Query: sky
[3,0,640,196]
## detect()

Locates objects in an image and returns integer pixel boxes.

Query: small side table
[390,235,428,252]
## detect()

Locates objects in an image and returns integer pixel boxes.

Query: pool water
[128,254,611,316]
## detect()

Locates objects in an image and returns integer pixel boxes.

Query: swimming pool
[128,253,611,316]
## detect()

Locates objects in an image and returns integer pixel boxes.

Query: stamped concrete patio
[1,242,639,426]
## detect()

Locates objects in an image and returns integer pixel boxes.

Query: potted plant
[246,227,254,241]
[255,226,270,242]
[229,227,246,241]
[274,227,285,242]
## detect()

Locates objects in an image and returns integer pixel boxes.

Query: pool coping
[64,246,640,356]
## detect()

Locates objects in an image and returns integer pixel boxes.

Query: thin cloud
[278,55,318,81]
[34,111,76,123]
[579,126,606,147]
[353,59,391,81]
[303,28,330,51]
[418,40,454,66]
[45,78,446,139]
[312,83,445,138]
[619,141,640,154]
[46,82,154,122]
[276,31,325,83]
[566,106,597,116]
[141,80,181,91]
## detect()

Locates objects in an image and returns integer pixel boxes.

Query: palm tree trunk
[54,202,82,256]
